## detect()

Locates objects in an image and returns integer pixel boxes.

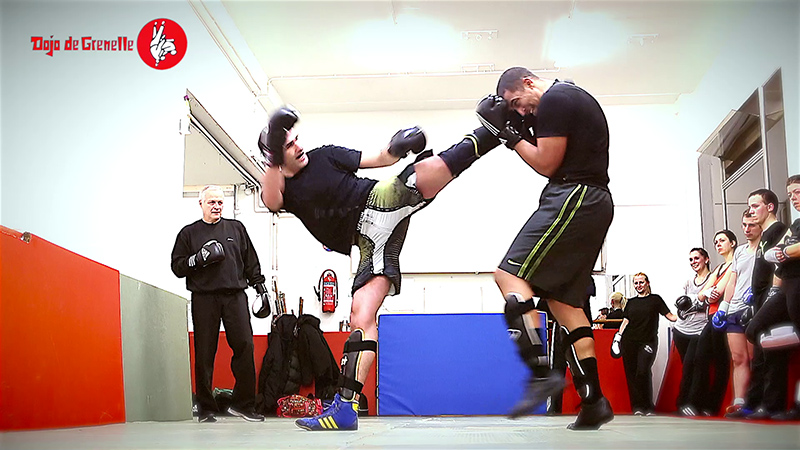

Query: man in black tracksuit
[171,185,268,423]
[738,188,790,419]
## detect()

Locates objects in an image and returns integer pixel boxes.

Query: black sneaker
[567,397,614,430]
[199,412,217,423]
[745,407,771,421]
[508,373,566,419]
[771,408,800,421]
[227,406,265,422]
[678,405,698,417]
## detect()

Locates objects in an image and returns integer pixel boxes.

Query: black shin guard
[338,329,377,401]
[559,326,603,404]
[438,127,499,177]
[504,293,549,378]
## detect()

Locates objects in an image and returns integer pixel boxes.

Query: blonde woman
[616,273,677,415]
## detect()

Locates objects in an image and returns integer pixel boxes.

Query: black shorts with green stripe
[498,182,613,307]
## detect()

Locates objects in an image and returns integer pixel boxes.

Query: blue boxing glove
[712,310,728,331]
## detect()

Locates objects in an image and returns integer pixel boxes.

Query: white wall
[677,0,800,219]
[1,1,267,296]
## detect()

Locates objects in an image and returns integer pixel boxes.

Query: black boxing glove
[675,295,693,320]
[188,240,225,268]
[475,94,522,150]
[258,106,299,167]
[252,282,271,319]
[388,126,426,158]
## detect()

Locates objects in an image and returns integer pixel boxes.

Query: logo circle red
[137,19,187,70]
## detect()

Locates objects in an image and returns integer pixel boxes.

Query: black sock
[571,357,603,404]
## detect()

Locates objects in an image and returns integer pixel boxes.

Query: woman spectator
[685,230,736,416]
[615,273,677,415]
[674,248,711,415]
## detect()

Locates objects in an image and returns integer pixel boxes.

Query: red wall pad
[0,227,125,430]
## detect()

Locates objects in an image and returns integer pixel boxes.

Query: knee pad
[339,329,377,401]
[504,293,548,372]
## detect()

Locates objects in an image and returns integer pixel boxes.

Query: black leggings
[746,278,800,340]
[687,321,730,414]
[742,278,797,412]
[673,329,700,408]
[621,339,657,412]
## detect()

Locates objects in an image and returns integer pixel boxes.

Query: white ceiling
[216,1,753,114]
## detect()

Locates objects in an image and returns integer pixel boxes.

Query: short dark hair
[742,208,753,219]
[748,188,779,213]
[787,174,800,186]
[496,67,537,96]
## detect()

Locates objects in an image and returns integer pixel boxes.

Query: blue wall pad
[378,313,546,416]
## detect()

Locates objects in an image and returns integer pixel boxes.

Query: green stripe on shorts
[519,184,587,279]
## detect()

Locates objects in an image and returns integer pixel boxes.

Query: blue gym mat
[377,313,547,416]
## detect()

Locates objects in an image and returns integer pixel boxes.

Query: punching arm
[359,147,401,169]
[261,166,285,212]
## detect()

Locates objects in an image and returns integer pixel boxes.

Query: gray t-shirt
[674,272,710,335]
[727,244,756,314]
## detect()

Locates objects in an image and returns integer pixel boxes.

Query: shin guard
[559,325,602,404]
[338,329,377,401]
[504,293,548,377]
[438,127,500,177]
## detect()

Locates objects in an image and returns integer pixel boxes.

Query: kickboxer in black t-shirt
[476,67,616,429]
[259,106,501,431]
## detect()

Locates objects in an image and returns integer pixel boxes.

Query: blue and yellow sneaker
[295,393,358,431]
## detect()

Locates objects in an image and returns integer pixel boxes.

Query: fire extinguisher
[315,269,338,313]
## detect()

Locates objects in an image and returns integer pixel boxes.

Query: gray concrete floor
[1,415,799,450]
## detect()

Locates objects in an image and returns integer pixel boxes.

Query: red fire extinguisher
[316,269,338,313]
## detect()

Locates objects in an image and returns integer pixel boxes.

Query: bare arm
[510,136,567,178]
[786,242,800,259]
[665,312,678,322]
[260,166,285,212]
[618,318,629,335]
[721,271,738,307]
[359,147,401,169]
[708,263,734,304]
[697,268,721,303]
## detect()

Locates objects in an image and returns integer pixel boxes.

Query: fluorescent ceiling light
[545,9,631,68]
